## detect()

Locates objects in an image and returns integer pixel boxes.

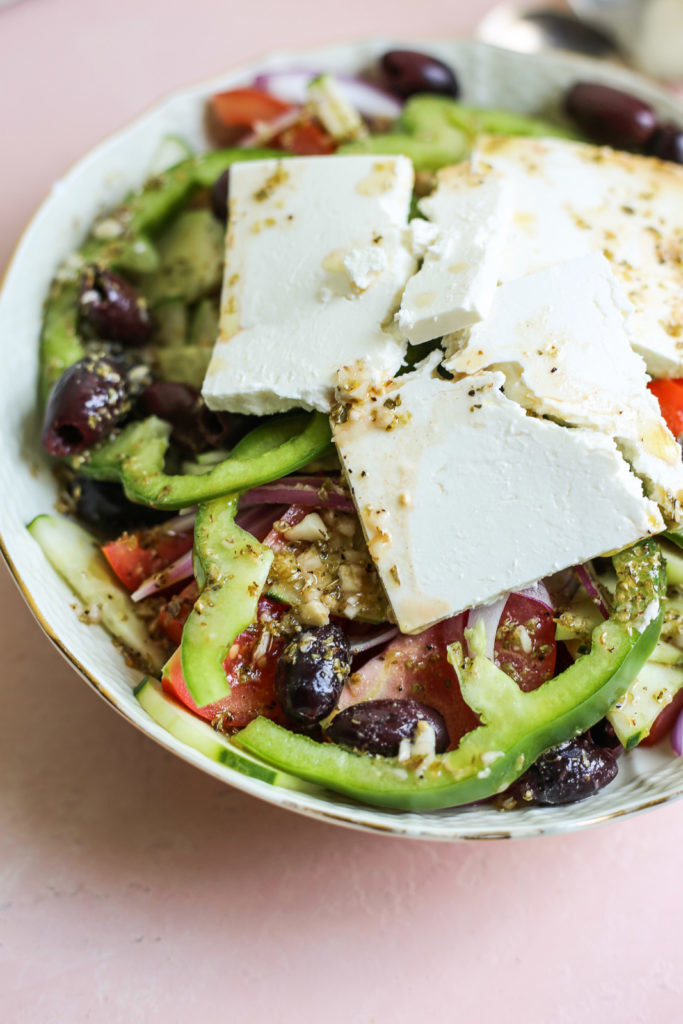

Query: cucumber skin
[27,514,166,675]
[134,677,315,792]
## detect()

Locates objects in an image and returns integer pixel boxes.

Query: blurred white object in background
[571,0,683,79]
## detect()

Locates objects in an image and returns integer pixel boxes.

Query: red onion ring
[574,564,611,619]
[240,476,354,512]
[252,69,402,118]
[131,548,194,603]
[467,595,509,660]
[347,624,399,656]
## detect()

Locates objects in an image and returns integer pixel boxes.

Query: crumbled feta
[463,135,683,377]
[397,167,513,344]
[445,253,683,523]
[202,155,415,415]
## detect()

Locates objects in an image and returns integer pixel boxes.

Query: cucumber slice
[27,514,166,674]
[134,677,316,791]
[662,540,683,586]
[155,345,212,389]
[188,297,220,349]
[608,661,683,749]
[142,209,224,305]
[153,299,189,348]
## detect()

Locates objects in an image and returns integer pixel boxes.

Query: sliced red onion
[672,710,683,756]
[253,69,402,118]
[160,510,196,535]
[236,503,288,541]
[240,476,354,512]
[467,595,509,661]
[545,568,580,607]
[131,548,194,603]
[517,580,553,612]
[348,624,399,656]
[574,563,611,619]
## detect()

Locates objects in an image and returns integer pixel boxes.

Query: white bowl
[2,38,683,841]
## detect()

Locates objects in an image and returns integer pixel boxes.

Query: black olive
[380,49,459,100]
[564,82,658,149]
[275,624,351,724]
[326,699,449,757]
[79,266,152,346]
[41,354,147,457]
[508,734,618,805]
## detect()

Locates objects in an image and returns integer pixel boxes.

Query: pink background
[2,1,683,1020]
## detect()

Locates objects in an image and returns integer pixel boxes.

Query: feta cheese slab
[202,155,415,415]
[333,364,663,634]
[463,135,683,377]
[445,253,683,523]
[397,167,513,344]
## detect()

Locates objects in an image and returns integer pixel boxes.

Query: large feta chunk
[445,253,683,523]
[333,364,663,634]
[464,135,683,377]
[397,167,513,344]
[202,155,415,415]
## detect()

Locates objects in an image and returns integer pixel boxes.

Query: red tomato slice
[102,525,194,592]
[339,596,557,749]
[339,615,479,750]
[495,594,557,692]
[207,88,292,145]
[640,689,683,747]
[648,378,683,439]
[155,581,198,647]
[262,504,307,551]
[161,596,289,729]
[274,118,335,155]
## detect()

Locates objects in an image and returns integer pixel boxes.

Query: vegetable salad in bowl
[5,40,683,835]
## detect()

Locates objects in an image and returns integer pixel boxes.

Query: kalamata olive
[326,699,449,757]
[275,624,351,724]
[564,82,658,149]
[380,49,459,100]
[588,718,622,754]
[79,266,152,346]
[210,169,230,221]
[197,406,259,450]
[140,380,207,455]
[41,354,145,457]
[647,121,683,164]
[508,735,618,806]
[70,477,170,534]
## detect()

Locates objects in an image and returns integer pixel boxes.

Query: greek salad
[28,49,683,812]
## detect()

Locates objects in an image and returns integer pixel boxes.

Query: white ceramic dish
[2,38,683,841]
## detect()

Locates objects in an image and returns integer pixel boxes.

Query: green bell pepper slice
[39,146,283,403]
[236,540,665,811]
[178,495,273,706]
[77,411,332,510]
[340,96,577,172]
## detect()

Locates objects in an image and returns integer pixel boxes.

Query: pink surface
[2,1,683,1021]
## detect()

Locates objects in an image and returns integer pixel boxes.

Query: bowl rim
[3,35,683,842]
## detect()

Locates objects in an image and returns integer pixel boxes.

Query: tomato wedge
[338,615,479,750]
[641,689,683,747]
[338,595,557,749]
[648,378,683,439]
[495,593,557,692]
[155,581,198,647]
[274,118,335,155]
[207,87,292,145]
[162,596,289,728]
[102,524,194,592]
